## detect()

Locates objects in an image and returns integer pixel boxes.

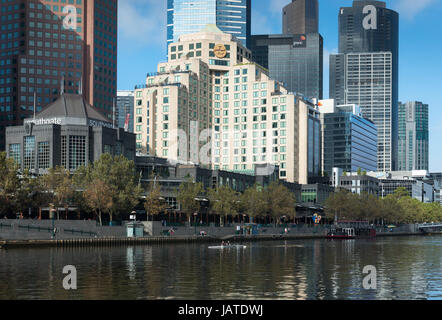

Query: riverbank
[0,231,431,249]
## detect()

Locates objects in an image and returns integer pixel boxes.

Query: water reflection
[0,237,441,300]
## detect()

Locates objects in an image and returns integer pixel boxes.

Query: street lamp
[193,212,198,236]
[130,211,137,222]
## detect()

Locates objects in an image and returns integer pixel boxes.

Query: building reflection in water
[0,237,442,300]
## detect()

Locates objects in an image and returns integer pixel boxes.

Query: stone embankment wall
[0,220,126,240]
[0,219,421,242]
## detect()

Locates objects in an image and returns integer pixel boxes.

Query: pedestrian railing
[0,223,12,229]
[18,225,52,233]
[64,229,97,237]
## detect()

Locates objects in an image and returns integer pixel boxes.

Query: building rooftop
[33,94,110,123]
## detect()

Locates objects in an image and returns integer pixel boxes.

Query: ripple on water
[0,237,441,300]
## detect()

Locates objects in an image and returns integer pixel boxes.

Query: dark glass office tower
[338,1,399,55]
[0,0,118,151]
[329,0,399,172]
[282,0,319,34]
[321,105,378,176]
[250,33,323,100]
[167,0,251,47]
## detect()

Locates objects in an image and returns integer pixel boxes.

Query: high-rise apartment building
[398,101,429,171]
[0,0,118,150]
[116,90,134,133]
[330,52,393,172]
[250,33,323,100]
[135,26,321,183]
[167,0,251,48]
[282,0,319,34]
[329,1,399,172]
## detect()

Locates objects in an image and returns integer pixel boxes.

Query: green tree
[240,184,267,223]
[176,177,204,224]
[83,178,114,225]
[144,179,168,221]
[264,182,296,224]
[324,189,359,222]
[15,170,51,219]
[0,152,20,217]
[397,196,424,224]
[42,166,75,220]
[74,154,143,222]
[208,185,240,226]
[356,192,380,222]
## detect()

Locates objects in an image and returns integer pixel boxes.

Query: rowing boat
[208,245,247,249]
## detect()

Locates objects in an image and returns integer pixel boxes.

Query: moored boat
[327,227,356,239]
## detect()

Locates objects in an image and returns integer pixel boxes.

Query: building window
[9,144,21,165]
[38,142,50,170]
[69,136,86,171]
[23,136,36,170]
[61,136,67,168]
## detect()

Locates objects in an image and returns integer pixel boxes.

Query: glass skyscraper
[250,33,323,100]
[321,104,378,176]
[167,0,251,47]
[398,101,429,171]
[329,0,399,172]
[250,0,323,100]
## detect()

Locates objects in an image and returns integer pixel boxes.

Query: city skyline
[118,0,442,172]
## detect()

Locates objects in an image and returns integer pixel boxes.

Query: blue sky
[118,0,442,172]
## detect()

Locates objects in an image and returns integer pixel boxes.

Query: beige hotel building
[134,25,320,184]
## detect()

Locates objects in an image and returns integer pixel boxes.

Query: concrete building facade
[6,94,135,174]
[134,26,321,184]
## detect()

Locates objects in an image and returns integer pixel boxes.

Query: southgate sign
[24,117,113,129]
[24,118,62,126]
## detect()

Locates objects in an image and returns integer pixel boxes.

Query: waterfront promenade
[0,219,423,249]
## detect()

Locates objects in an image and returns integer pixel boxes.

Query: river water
[0,236,441,300]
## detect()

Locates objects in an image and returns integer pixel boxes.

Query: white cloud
[267,0,289,15]
[118,0,166,47]
[393,0,439,20]
[252,0,290,34]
